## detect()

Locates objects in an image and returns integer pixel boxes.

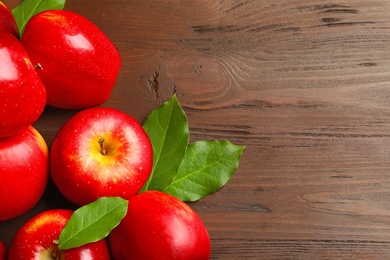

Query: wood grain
[2,0,390,258]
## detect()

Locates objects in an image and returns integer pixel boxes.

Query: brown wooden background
[2,0,390,258]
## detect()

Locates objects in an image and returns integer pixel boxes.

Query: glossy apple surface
[0,241,6,260]
[8,209,110,259]
[0,1,18,37]
[21,10,121,109]
[0,126,49,221]
[50,107,153,206]
[109,190,211,259]
[0,31,46,138]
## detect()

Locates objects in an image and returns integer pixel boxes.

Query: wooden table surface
[2,0,390,258]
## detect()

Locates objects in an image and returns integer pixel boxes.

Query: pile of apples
[0,2,210,259]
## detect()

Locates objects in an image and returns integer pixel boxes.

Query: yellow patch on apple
[26,213,67,234]
[30,126,49,156]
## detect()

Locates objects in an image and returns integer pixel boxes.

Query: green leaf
[12,0,66,37]
[164,140,245,202]
[58,197,128,250]
[141,95,189,192]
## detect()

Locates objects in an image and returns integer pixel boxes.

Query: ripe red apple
[50,107,153,206]
[109,190,211,259]
[21,10,121,110]
[8,209,110,259]
[0,31,46,138]
[0,241,6,260]
[0,1,18,37]
[0,125,49,221]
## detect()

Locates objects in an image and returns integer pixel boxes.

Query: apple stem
[34,63,43,70]
[98,138,107,155]
[52,240,61,260]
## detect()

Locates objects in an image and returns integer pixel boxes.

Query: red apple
[0,125,49,221]
[0,1,18,37]
[0,31,46,138]
[50,107,153,206]
[8,209,110,259]
[0,241,6,260]
[21,10,121,110]
[109,190,211,259]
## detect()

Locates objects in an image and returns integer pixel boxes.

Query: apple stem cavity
[98,138,107,155]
